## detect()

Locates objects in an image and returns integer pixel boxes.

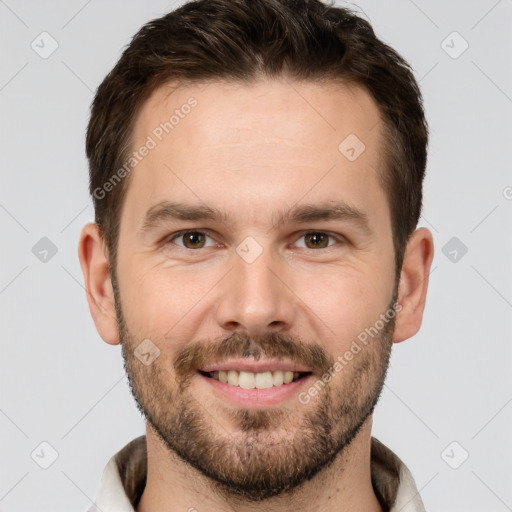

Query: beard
[112,273,397,503]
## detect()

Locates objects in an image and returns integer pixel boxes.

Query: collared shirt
[86,436,426,512]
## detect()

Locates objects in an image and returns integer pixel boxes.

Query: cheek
[118,261,220,339]
[290,267,393,349]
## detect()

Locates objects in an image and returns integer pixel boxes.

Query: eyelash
[164,230,344,252]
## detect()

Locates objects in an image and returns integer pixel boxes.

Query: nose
[214,244,298,338]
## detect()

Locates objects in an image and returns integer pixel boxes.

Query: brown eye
[301,232,332,249]
[182,231,205,249]
[170,230,215,249]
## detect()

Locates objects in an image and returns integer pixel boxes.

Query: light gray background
[1,1,511,511]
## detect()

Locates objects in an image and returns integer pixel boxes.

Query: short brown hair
[86,0,428,278]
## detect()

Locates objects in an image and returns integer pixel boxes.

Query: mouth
[198,369,313,390]
[195,359,316,408]
[197,368,315,408]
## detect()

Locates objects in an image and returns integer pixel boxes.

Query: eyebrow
[139,201,231,233]
[139,200,372,235]
[271,201,372,234]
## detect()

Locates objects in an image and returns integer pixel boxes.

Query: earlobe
[393,227,434,344]
[78,223,120,345]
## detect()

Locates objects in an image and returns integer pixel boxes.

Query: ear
[393,227,434,344]
[78,222,120,345]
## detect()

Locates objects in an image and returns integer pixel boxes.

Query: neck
[136,416,383,512]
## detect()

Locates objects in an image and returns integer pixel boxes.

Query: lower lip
[197,372,314,408]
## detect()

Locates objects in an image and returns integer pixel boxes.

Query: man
[78,0,434,510]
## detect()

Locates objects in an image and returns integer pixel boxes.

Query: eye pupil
[184,231,205,249]
[305,232,329,249]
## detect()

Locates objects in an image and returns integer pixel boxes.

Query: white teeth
[227,370,239,386]
[206,369,307,388]
[255,371,273,389]
[238,371,255,389]
[284,371,294,384]
[273,370,284,386]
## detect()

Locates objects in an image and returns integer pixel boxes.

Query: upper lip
[199,359,312,374]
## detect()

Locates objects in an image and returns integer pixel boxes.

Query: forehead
[134,78,381,152]
[122,78,387,234]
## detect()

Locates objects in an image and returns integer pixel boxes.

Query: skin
[79,78,434,512]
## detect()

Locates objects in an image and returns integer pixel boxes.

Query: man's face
[113,79,397,500]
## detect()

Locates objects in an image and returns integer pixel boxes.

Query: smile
[200,370,312,389]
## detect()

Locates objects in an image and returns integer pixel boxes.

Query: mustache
[173,331,335,389]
